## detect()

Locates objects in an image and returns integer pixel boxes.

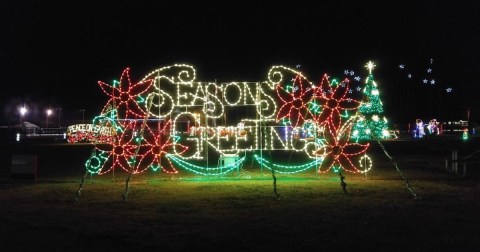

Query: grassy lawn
[0,138,479,251]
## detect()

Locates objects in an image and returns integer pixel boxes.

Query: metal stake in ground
[75,172,88,201]
[271,166,280,200]
[75,148,97,201]
[374,136,421,200]
[339,172,347,194]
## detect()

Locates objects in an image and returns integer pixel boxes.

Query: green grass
[0,139,479,251]
[1,167,479,251]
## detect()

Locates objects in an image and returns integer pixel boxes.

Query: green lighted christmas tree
[352,61,391,141]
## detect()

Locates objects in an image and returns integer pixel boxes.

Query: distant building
[14,121,40,134]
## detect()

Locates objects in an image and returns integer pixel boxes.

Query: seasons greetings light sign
[84,64,377,176]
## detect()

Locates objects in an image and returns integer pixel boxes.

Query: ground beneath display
[0,136,479,251]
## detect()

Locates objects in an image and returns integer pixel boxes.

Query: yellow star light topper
[365,61,376,74]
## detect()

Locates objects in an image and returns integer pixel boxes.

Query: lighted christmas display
[352,61,392,141]
[413,119,426,139]
[462,128,469,141]
[79,63,376,182]
[67,124,116,143]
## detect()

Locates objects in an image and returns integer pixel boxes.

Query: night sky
[1,0,479,128]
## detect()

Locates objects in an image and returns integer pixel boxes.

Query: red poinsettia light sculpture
[98,68,153,126]
[276,74,314,127]
[94,120,141,174]
[313,74,360,129]
[135,121,188,174]
[315,120,369,173]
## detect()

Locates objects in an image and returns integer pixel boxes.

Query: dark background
[1,0,479,129]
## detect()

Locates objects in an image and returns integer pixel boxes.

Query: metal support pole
[452,150,458,175]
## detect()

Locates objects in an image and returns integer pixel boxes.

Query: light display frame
[80,64,376,178]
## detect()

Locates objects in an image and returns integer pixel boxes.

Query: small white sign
[11,155,37,182]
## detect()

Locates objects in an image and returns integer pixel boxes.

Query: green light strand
[85,150,109,174]
[253,154,322,174]
[167,154,245,176]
